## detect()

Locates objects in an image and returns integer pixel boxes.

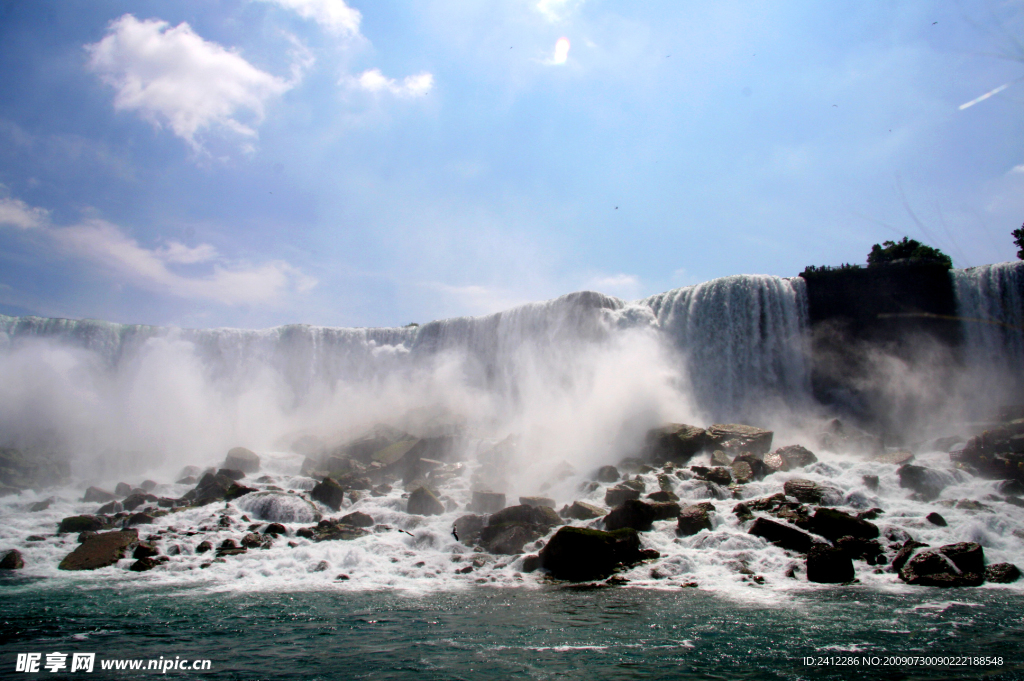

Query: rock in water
[644,424,709,463]
[748,517,814,553]
[985,563,1021,583]
[594,465,620,483]
[454,514,486,545]
[0,549,24,569]
[189,473,256,506]
[897,465,950,501]
[808,508,879,541]
[764,445,817,472]
[58,515,105,533]
[898,542,985,587]
[237,491,322,523]
[926,512,947,526]
[469,491,505,513]
[604,500,658,532]
[539,526,649,581]
[604,484,641,507]
[58,530,139,570]
[479,504,562,555]
[807,544,854,583]
[340,511,374,527]
[407,486,445,516]
[114,482,132,497]
[677,503,714,536]
[561,501,606,520]
[310,477,345,512]
[83,486,117,503]
[705,424,773,456]
[519,496,555,509]
[224,447,261,474]
[783,479,842,505]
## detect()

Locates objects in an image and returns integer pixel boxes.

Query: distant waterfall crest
[953,261,1024,374]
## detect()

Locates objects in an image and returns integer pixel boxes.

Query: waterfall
[952,261,1024,376]
[641,275,812,421]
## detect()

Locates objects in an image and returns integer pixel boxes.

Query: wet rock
[195,540,212,554]
[871,450,915,465]
[710,450,731,467]
[309,560,329,573]
[897,465,950,501]
[300,519,372,542]
[480,504,561,555]
[129,556,168,572]
[177,465,202,481]
[733,502,753,522]
[604,484,641,508]
[604,499,658,532]
[407,486,445,516]
[891,540,928,572]
[730,461,754,484]
[454,514,486,545]
[78,531,98,543]
[926,512,947,526]
[952,419,1024,480]
[140,479,158,492]
[310,477,346,511]
[192,473,256,506]
[28,497,53,512]
[97,500,123,515]
[732,454,770,481]
[114,482,132,497]
[677,503,714,536]
[519,496,555,509]
[560,501,606,521]
[240,533,265,548]
[644,424,709,463]
[132,543,159,559]
[224,447,261,474]
[691,466,732,485]
[83,486,117,503]
[0,549,24,569]
[783,479,842,506]
[58,529,139,570]
[808,508,879,542]
[469,491,505,513]
[835,536,884,564]
[539,526,649,581]
[646,490,679,503]
[521,554,542,573]
[339,511,374,528]
[862,475,879,491]
[706,424,773,456]
[985,563,1021,583]
[126,513,155,527]
[217,468,245,481]
[764,445,818,473]
[263,523,287,536]
[898,542,985,587]
[998,479,1024,496]
[748,517,814,553]
[58,515,105,534]
[807,544,854,583]
[123,493,155,511]
[595,465,620,483]
[855,508,883,521]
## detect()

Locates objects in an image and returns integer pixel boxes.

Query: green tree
[1013,223,1024,260]
[866,237,952,269]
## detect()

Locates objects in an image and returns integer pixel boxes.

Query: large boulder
[0,549,24,569]
[705,424,773,456]
[604,484,642,507]
[951,419,1024,480]
[339,511,374,528]
[454,514,486,545]
[594,465,620,483]
[539,526,651,581]
[297,519,371,542]
[985,563,1021,583]
[83,486,117,503]
[677,503,714,536]
[748,517,814,553]
[898,542,985,587]
[237,491,322,523]
[114,482,133,497]
[224,447,261,474]
[783,479,842,506]
[190,473,256,506]
[604,499,657,532]
[469,491,505,513]
[808,508,879,542]
[806,544,854,583]
[764,445,817,473]
[644,424,709,463]
[407,486,445,516]
[560,501,606,520]
[58,530,139,570]
[897,465,951,501]
[58,515,106,534]
[519,496,555,509]
[310,477,346,511]
[479,504,561,555]
[732,454,770,481]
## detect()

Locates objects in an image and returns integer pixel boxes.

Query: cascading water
[952,261,1024,377]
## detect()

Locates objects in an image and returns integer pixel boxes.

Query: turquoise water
[2,579,1022,680]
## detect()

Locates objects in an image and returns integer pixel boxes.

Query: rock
[862,475,879,491]
[998,479,1024,496]
[479,524,540,555]
[951,419,1024,480]
[939,542,985,574]
[604,499,658,532]
[0,549,24,569]
[748,517,814,553]
[521,554,542,573]
[177,465,202,480]
[454,514,486,545]
[519,496,555,509]
[783,479,842,505]
[835,536,885,564]
[604,484,641,508]
[27,497,53,512]
[195,540,213,554]
[236,491,321,523]
[926,512,947,526]
[217,468,245,481]
[730,461,754,484]
[646,490,679,503]
[644,424,709,463]
[310,477,346,511]
[489,504,561,527]
[898,542,985,587]
[263,523,287,536]
[539,526,649,581]
[58,515,105,533]
[595,465,620,482]
[891,540,928,572]
[817,419,883,455]
[764,445,818,472]
[339,511,374,527]
[560,501,606,520]
[96,500,123,515]
[122,493,154,511]
[985,563,1021,583]
[114,482,132,496]
[407,486,445,516]
[856,507,883,520]
[240,533,265,548]
[871,450,914,465]
[897,465,950,501]
[224,447,261,474]
[78,531,98,543]
[677,503,714,536]
[191,473,256,506]
[132,543,159,559]
[706,424,773,456]
[691,466,732,485]
[709,450,731,466]
[126,513,154,527]
[140,479,158,491]
[469,491,505,513]
[129,556,167,572]
[808,508,879,541]
[83,486,117,503]
[806,544,855,583]
[732,454,770,481]
[58,529,139,570]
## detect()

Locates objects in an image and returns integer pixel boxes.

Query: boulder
[519,496,555,509]
[783,479,842,505]
[730,461,754,484]
[677,503,714,536]
[871,450,914,465]
[594,465,620,483]
[604,499,657,532]
[339,511,374,528]
[646,490,679,503]
[58,515,105,534]
[710,450,731,467]
[985,563,1021,584]
[224,447,261,474]
[129,556,168,572]
[951,419,1024,480]
[97,500,123,515]
[898,542,985,587]
[114,482,133,497]
[454,514,486,545]
[310,477,346,511]
[123,493,154,511]
[808,508,879,542]
[644,424,709,463]
[691,466,732,485]
[195,540,212,554]
[240,533,266,548]
[407,486,445,516]
[817,419,883,455]
[488,504,561,527]
[263,523,287,536]
[732,454,770,481]
[764,445,817,472]
[897,465,950,501]
[891,540,928,572]
[126,513,154,527]
[237,492,321,523]
[604,484,641,508]
[862,475,879,491]
[521,554,542,573]
[0,549,24,569]
[191,473,256,506]
[58,530,139,570]
[539,526,650,581]
[806,544,855,583]
[28,498,53,512]
[925,512,947,526]
[217,468,245,481]
[469,491,505,513]
[835,536,885,564]
[479,524,541,555]
[748,517,814,553]
[139,479,158,491]
[177,465,202,481]
[560,501,606,521]
[706,424,773,456]
[132,543,159,559]
[83,486,117,503]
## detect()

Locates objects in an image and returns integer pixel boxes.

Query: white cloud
[85,14,295,151]
[536,0,584,23]
[257,0,362,37]
[586,273,640,297]
[1011,164,1024,174]
[420,282,528,316]
[352,69,434,97]
[0,197,49,230]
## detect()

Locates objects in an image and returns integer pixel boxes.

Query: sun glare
[552,37,570,65]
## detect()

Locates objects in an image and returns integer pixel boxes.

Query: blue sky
[0,0,1021,329]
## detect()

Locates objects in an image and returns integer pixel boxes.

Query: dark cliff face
[800,264,962,440]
